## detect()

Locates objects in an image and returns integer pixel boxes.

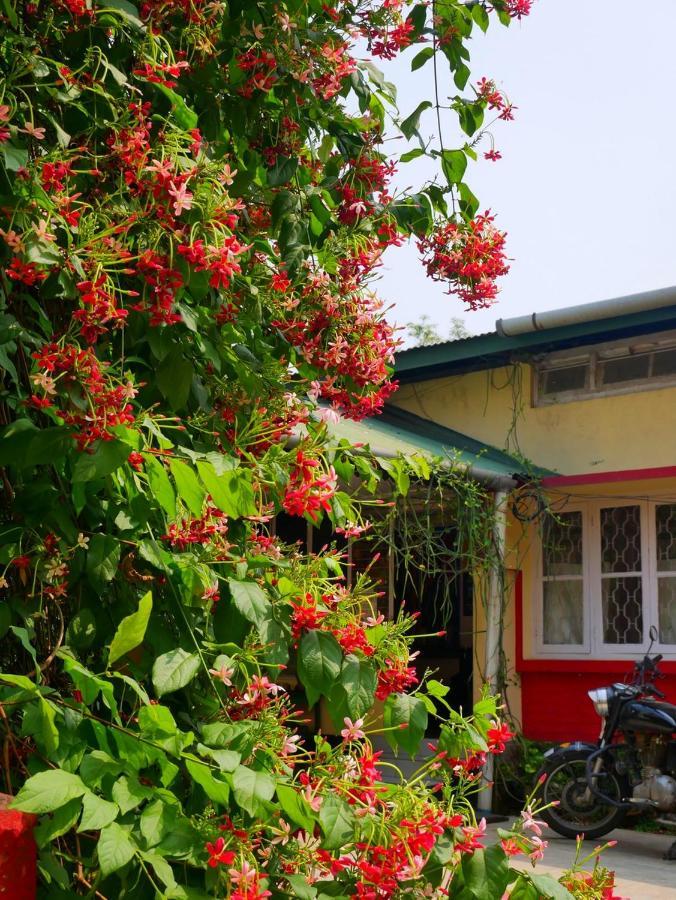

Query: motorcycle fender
[543,741,597,763]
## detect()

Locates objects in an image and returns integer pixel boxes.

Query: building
[391,286,676,743]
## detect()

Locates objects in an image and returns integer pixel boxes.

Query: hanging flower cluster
[418,212,510,310]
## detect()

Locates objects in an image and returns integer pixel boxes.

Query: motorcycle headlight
[588,686,613,717]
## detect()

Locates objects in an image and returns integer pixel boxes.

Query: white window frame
[534,498,676,659]
[532,330,676,407]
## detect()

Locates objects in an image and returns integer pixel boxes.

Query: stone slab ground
[486,823,676,899]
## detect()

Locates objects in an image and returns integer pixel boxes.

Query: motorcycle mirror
[649,624,658,645]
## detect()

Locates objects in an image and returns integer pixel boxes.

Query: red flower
[486,720,514,754]
[128,451,144,471]
[205,836,235,868]
[484,149,502,161]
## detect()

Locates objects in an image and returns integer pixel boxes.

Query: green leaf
[1,0,18,28]
[143,454,176,517]
[297,629,343,707]
[383,693,428,757]
[34,798,82,848]
[72,440,129,483]
[526,874,575,899]
[228,578,271,630]
[86,535,121,590]
[318,795,355,851]
[152,648,201,697]
[0,423,71,469]
[400,148,426,163]
[276,782,316,833]
[78,792,119,832]
[196,461,256,517]
[36,698,59,755]
[400,101,432,140]
[232,765,275,816]
[2,143,28,172]
[67,608,97,650]
[140,799,173,847]
[105,0,143,27]
[153,83,199,130]
[411,46,435,71]
[441,149,468,186]
[427,679,450,698]
[267,155,299,187]
[169,458,206,516]
[186,758,231,807]
[336,654,376,720]
[471,3,490,31]
[157,350,193,411]
[286,875,318,900]
[97,822,136,876]
[12,769,87,814]
[459,846,510,900]
[108,590,152,665]
[113,776,153,814]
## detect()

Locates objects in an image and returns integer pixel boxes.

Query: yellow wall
[393,363,676,474]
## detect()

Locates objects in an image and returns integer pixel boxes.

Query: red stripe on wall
[541,465,676,488]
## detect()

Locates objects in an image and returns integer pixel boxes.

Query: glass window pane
[658,578,676,644]
[541,364,587,395]
[602,576,643,644]
[601,353,650,384]
[652,348,676,377]
[656,504,676,572]
[543,512,583,576]
[601,505,641,573]
[543,581,583,644]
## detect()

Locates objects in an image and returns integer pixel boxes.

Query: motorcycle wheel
[535,750,626,839]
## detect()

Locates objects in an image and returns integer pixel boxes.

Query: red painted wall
[514,571,676,742]
[0,795,36,900]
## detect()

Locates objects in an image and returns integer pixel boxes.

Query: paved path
[486,823,676,899]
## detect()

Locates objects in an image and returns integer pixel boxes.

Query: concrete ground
[486,822,676,899]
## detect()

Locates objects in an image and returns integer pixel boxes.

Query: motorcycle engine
[632,735,676,811]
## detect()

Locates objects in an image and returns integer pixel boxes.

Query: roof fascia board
[396,305,676,384]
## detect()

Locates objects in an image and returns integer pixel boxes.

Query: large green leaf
[232,765,275,816]
[196,462,256,518]
[108,591,152,665]
[228,578,271,631]
[318,795,355,851]
[276,782,316,833]
[152,648,201,697]
[97,822,136,876]
[72,440,129,482]
[86,535,121,590]
[297,629,343,707]
[328,654,376,725]
[186,759,231,807]
[78,792,119,832]
[143,454,177,517]
[169,458,206,516]
[12,769,88,814]
[156,349,194,411]
[400,100,432,140]
[458,846,510,900]
[383,693,428,757]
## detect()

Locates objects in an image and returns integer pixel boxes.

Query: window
[536,500,676,657]
[533,334,676,405]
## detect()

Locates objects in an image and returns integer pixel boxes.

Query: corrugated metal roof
[395,303,676,383]
[327,406,547,481]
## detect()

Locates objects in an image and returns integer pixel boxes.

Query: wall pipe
[496,284,676,338]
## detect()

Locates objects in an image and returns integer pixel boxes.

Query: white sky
[374,0,676,340]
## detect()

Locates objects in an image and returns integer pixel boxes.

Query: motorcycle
[536,625,676,849]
